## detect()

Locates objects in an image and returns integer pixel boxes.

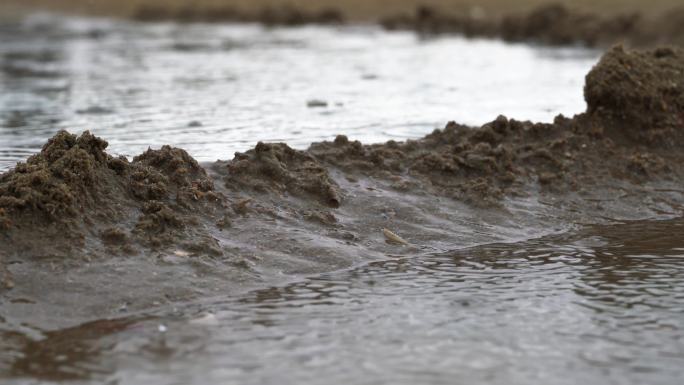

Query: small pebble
[307,99,328,108]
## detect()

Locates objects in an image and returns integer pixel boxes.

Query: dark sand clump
[218,142,342,208]
[585,46,684,144]
[0,131,224,257]
[2,46,684,324]
[134,4,343,26]
[382,3,684,48]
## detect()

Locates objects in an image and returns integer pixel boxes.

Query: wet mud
[382,3,684,48]
[2,46,684,329]
[0,131,223,258]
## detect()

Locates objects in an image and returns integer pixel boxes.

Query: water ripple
[0,15,598,171]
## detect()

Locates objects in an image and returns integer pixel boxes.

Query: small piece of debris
[233,198,253,215]
[383,228,409,245]
[216,215,232,230]
[307,99,328,108]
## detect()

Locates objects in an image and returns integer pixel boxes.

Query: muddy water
[1,218,683,384]
[4,14,684,385]
[0,14,598,171]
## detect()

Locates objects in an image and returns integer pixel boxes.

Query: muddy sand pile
[383,3,684,48]
[2,46,684,328]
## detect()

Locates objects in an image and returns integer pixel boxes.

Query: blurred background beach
[2,0,683,20]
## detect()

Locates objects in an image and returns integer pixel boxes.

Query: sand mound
[219,142,341,208]
[0,131,119,228]
[0,131,223,256]
[585,46,684,144]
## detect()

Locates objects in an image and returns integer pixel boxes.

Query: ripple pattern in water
[0,14,599,171]
[2,219,683,384]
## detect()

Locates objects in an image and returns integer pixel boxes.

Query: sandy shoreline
[2,45,684,330]
[2,5,684,381]
[4,2,684,49]
[3,0,684,20]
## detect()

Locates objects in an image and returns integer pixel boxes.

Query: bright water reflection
[0,14,598,171]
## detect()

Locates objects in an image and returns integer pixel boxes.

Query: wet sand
[381,3,684,48]
[5,1,684,49]
[3,0,684,20]
[2,46,684,330]
[123,3,684,48]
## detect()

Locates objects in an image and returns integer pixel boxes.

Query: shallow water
[0,14,598,171]
[5,14,684,385]
[2,218,684,384]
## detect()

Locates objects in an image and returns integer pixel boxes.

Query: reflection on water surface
[0,14,598,171]
[2,219,683,384]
